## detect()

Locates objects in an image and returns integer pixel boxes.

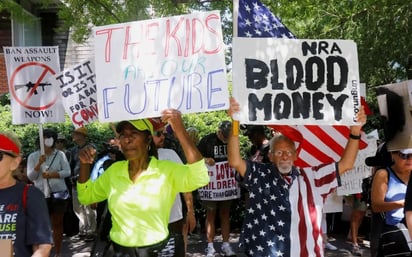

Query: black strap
[46,152,59,192]
[47,152,58,171]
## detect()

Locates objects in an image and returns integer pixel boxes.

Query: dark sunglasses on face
[153,131,166,137]
[398,152,412,160]
[0,151,16,161]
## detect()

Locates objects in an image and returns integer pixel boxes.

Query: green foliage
[0,0,38,24]
[0,94,115,157]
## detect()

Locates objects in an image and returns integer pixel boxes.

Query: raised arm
[78,145,97,183]
[227,97,247,177]
[337,106,367,175]
[161,109,203,164]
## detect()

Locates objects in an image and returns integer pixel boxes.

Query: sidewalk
[60,231,371,257]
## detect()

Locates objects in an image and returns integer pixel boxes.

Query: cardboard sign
[376,80,412,151]
[0,239,13,257]
[337,137,377,195]
[3,46,64,124]
[93,11,229,122]
[232,38,360,125]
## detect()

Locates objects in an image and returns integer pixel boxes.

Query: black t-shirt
[197,132,228,163]
[0,182,53,257]
[248,142,271,163]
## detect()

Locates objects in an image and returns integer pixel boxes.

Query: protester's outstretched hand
[161,109,184,132]
[350,106,367,136]
[78,145,97,165]
[228,97,241,119]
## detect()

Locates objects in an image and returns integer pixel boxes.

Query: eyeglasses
[271,150,294,157]
[398,152,412,160]
[152,131,166,137]
[0,151,16,161]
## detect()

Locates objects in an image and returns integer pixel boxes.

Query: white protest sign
[232,38,360,125]
[198,161,240,201]
[94,11,229,122]
[51,59,97,128]
[323,191,343,213]
[3,46,65,124]
[337,137,377,195]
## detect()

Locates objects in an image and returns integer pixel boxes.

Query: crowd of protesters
[4,97,412,257]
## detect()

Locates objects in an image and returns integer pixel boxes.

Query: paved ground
[60,231,372,257]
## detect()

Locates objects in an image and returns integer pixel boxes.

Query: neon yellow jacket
[77,157,209,247]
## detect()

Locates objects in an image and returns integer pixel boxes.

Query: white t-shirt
[158,148,184,223]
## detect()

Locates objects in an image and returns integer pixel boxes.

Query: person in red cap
[76,109,209,256]
[0,131,53,257]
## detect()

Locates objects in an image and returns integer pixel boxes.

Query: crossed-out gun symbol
[14,81,52,95]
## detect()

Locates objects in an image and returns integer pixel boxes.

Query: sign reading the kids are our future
[93,11,229,122]
[232,38,360,125]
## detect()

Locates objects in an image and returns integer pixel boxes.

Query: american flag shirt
[240,160,340,257]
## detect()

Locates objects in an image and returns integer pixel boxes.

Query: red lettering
[95,27,123,62]
[165,17,185,57]
[204,13,221,54]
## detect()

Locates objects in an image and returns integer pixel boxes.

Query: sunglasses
[153,131,166,137]
[0,151,16,161]
[398,152,412,160]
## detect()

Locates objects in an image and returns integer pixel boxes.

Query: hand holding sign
[228,97,241,136]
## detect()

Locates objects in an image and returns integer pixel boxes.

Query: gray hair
[269,134,296,152]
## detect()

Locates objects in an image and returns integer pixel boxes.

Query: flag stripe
[236,1,369,256]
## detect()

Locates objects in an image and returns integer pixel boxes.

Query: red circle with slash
[9,62,57,110]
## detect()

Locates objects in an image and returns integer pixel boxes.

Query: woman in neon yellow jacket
[77,109,209,256]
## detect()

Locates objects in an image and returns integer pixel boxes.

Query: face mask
[44,138,54,147]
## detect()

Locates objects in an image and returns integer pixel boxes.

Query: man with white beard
[226,97,367,257]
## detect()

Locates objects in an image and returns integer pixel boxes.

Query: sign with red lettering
[93,11,229,122]
[198,161,240,201]
[51,59,97,128]
[232,38,360,125]
[3,46,64,124]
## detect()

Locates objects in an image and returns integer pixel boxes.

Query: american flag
[235,0,369,256]
[236,0,368,168]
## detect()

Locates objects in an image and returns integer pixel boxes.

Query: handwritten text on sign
[52,59,97,128]
[94,11,228,122]
[232,38,360,125]
[198,161,240,201]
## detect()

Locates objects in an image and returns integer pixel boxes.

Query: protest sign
[232,38,360,125]
[3,46,64,124]
[0,239,13,257]
[51,59,97,128]
[323,191,343,213]
[337,137,377,195]
[198,161,240,201]
[93,11,229,122]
